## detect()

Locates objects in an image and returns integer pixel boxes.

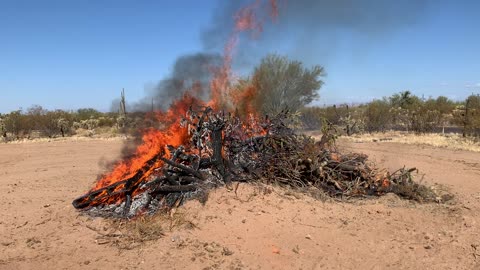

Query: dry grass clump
[91,208,199,249]
[1,127,128,144]
[3,134,127,144]
[388,181,454,203]
[73,126,123,138]
[100,215,164,249]
[387,181,436,202]
[343,131,480,152]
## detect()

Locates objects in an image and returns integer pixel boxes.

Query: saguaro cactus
[118,89,128,128]
[120,88,127,116]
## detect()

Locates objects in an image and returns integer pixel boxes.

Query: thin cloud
[465,83,479,89]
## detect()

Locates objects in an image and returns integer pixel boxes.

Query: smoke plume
[128,0,431,111]
[202,0,430,67]
[130,53,222,111]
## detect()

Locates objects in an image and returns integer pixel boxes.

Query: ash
[86,188,208,219]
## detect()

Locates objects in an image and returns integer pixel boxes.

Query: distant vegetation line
[301,91,480,137]
[0,55,479,141]
[1,91,479,142]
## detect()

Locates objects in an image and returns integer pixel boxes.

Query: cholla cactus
[339,113,364,135]
[116,114,127,128]
[72,121,82,130]
[317,118,338,149]
[282,109,303,130]
[82,118,100,130]
[57,118,69,137]
[336,105,363,136]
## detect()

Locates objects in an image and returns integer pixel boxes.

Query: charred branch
[159,157,204,180]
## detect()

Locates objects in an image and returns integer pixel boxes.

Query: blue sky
[0,0,479,113]
[318,1,480,106]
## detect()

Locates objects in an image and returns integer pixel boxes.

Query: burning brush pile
[72,0,444,218]
[72,104,440,218]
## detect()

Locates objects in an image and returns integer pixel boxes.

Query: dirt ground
[1,138,479,270]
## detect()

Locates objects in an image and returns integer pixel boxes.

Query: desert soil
[1,138,479,270]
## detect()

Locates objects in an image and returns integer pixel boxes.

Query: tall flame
[209,0,278,111]
[93,94,199,191]
[88,0,279,203]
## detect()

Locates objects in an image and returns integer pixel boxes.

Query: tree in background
[364,99,392,132]
[410,101,439,133]
[3,110,28,138]
[234,54,325,116]
[22,106,74,138]
[297,92,463,135]
[25,105,47,134]
[0,114,6,138]
[434,96,455,134]
[389,91,422,131]
[390,91,416,109]
[470,95,480,136]
[454,94,480,137]
[76,108,102,121]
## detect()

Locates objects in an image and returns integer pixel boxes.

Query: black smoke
[128,53,222,112]
[202,0,431,67]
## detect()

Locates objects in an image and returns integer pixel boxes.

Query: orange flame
[269,0,279,21]
[85,0,280,206]
[209,0,279,111]
[231,78,260,118]
[381,178,390,188]
[92,94,200,192]
[235,0,263,35]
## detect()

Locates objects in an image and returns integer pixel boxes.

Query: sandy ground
[1,138,479,270]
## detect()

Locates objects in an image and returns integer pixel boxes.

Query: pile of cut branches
[72,107,441,218]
